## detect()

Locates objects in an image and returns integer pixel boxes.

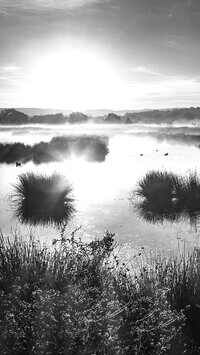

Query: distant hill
[0,109,29,125]
[0,107,139,117]
[12,108,72,117]
[84,109,138,117]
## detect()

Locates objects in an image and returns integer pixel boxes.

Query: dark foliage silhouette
[0,142,32,164]
[133,170,200,225]
[12,173,76,226]
[0,135,109,164]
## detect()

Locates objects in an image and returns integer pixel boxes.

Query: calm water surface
[1,123,200,258]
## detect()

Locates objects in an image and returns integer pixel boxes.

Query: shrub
[12,173,76,226]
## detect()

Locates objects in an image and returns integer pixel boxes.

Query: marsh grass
[0,135,109,164]
[134,170,200,224]
[176,171,200,212]
[12,173,76,226]
[0,231,185,354]
[136,171,175,202]
[50,135,109,162]
[0,142,32,164]
[136,246,200,353]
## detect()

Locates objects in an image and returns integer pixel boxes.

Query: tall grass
[137,246,200,353]
[12,173,76,226]
[136,171,175,201]
[0,231,184,354]
[176,171,200,212]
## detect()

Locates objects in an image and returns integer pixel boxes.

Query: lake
[1,123,200,260]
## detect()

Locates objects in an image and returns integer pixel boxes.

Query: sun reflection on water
[1,126,200,253]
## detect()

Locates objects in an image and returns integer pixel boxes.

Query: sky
[0,0,200,110]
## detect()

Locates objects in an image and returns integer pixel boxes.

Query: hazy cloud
[1,66,23,73]
[0,66,27,89]
[131,66,165,77]
[168,0,200,17]
[0,0,200,109]
[0,0,109,14]
[0,77,22,86]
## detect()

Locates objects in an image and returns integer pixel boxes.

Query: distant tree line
[1,107,200,125]
[0,109,89,125]
[124,107,200,124]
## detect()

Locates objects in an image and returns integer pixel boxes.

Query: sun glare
[24,48,119,110]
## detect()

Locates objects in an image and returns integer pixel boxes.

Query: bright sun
[24,48,119,110]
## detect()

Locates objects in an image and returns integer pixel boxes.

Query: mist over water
[1,123,200,256]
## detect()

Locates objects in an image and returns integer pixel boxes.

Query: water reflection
[133,170,200,226]
[135,200,180,224]
[2,124,200,251]
[12,173,76,226]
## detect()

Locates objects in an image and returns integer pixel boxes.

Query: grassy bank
[0,135,109,164]
[1,230,200,354]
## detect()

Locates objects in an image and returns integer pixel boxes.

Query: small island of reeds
[12,172,76,226]
[0,135,109,164]
[133,170,200,225]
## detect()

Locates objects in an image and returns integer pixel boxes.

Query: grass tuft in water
[136,171,175,199]
[134,170,200,225]
[12,172,76,226]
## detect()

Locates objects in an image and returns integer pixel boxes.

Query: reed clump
[134,170,200,224]
[0,142,32,164]
[12,172,76,226]
[136,170,175,201]
[0,135,109,164]
[176,171,200,212]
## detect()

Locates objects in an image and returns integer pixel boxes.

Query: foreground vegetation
[1,229,200,354]
[0,135,109,164]
[133,170,200,224]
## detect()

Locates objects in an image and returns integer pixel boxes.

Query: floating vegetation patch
[132,170,200,225]
[0,135,109,164]
[12,173,76,226]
